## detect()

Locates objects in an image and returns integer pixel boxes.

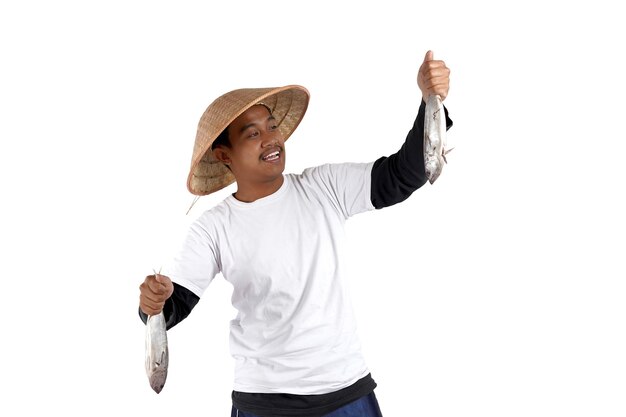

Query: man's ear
[213,147,231,165]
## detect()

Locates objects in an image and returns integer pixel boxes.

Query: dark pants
[231,392,383,417]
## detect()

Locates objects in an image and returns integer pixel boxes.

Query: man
[139,50,452,417]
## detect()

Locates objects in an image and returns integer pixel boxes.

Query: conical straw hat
[187,85,310,196]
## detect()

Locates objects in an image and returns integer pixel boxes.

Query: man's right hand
[139,273,174,316]
[418,50,450,102]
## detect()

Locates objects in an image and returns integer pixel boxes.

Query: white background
[1,1,624,416]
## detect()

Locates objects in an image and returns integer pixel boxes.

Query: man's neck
[233,176,285,203]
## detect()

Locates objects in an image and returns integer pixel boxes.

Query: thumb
[423,50,433,63]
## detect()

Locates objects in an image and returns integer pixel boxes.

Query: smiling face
[212,104,286,202]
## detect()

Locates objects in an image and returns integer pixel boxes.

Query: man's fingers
[423,50,433,63]
[139,295,164,315]
[420,76,449,101]
[141,287,167,303]
[146,275,168,294]
[420,73,450,89]
[155,273,174,290]
[139,273,174,316]
[420,65,450,87]
[421,60,448,74]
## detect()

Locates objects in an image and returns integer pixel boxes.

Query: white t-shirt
[163,162,376,394]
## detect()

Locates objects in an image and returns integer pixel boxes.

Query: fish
[424,94,451,184]
[145,311,169,393]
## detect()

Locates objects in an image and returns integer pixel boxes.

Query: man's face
[214,104,286,188]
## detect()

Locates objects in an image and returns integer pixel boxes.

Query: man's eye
[269,124,278,130]
[248,131,259,138]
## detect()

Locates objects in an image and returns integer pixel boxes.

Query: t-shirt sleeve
[161,213,220,298]
[303,162,375,219]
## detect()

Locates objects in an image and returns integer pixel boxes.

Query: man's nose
[261,131,279,147]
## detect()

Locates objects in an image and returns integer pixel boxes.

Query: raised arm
[370,50,452,209]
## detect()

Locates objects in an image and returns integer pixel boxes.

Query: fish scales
[424,94,449,184]
[145,311,169,393]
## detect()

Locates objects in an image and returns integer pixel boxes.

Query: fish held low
[145,312,169,394]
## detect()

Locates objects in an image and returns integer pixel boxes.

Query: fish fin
[442,147,454,163]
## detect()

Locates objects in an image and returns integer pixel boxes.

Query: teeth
[263,151,279,160]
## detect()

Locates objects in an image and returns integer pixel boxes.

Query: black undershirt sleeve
[370,99,453,209]
[138,282,200,330]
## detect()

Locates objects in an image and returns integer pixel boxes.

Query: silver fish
[424,94,450,184]
[145,311,169,393]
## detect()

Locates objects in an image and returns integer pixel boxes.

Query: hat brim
[187,85,310,196]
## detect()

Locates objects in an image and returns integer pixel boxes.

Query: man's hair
[211,128,230,150]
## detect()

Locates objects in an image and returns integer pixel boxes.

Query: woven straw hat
[187,85,310,196]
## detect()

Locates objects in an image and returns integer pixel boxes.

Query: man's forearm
[138,282,200,330]
[370,100,453,209]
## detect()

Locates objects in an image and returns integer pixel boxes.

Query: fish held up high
[424,94,451,184]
